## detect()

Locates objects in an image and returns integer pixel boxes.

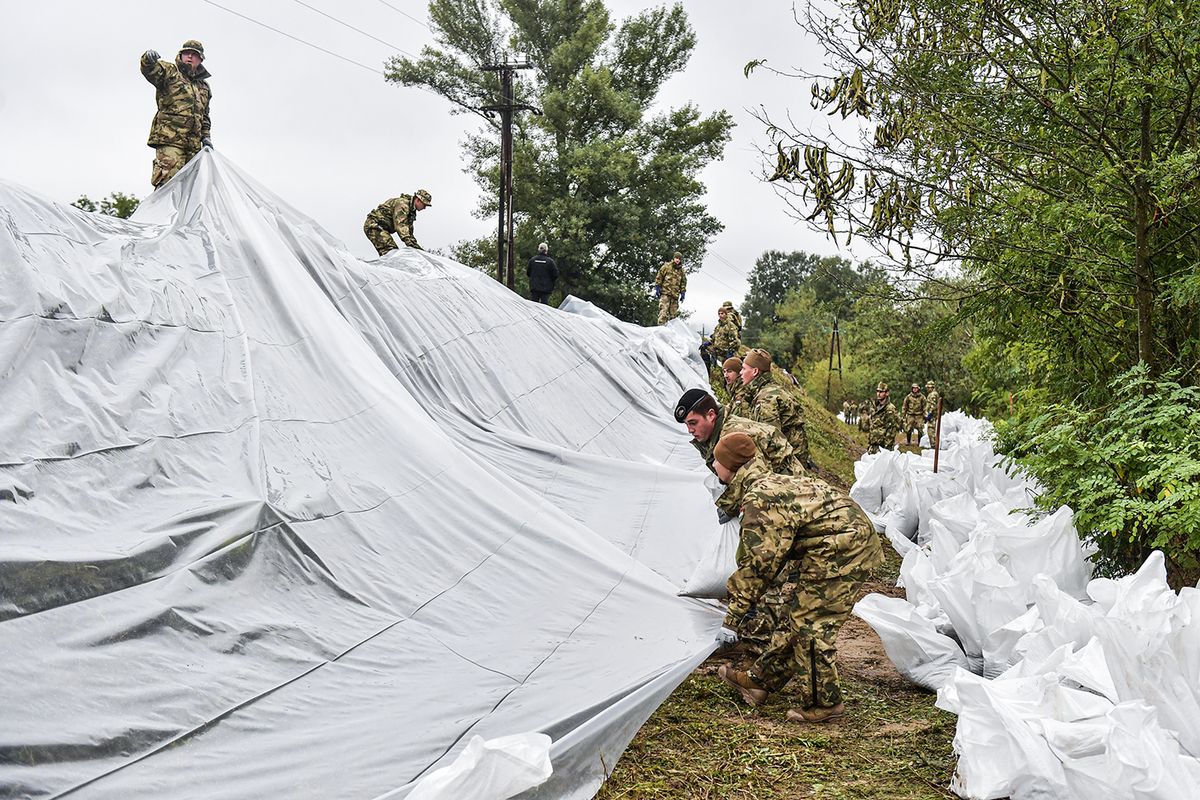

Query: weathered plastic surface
[0,152,724,799]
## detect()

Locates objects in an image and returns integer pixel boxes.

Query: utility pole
[480,59,539,289]
[825,316,844,406]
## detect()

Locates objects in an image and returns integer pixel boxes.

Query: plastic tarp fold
[0,153,724,799]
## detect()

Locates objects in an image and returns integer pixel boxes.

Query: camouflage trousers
[791,424,810,466]
[903,414,924,441]
[927,418,939,449]
[363,219,398,256]
[749,572,863,708]
[151,144,199,189]
[657,294,680,325]
[735,564,802,657]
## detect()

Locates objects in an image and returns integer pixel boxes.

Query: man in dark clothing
[527,242,559,304]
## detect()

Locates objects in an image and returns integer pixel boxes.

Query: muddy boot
[786,703,846,723]
[717,664,769,706]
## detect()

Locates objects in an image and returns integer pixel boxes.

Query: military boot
[717,664,769,706]
[786,703,846,724]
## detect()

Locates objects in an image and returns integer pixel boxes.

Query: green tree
[387,0,733,323]
[753,0,1200,401]
[72,192,139,219]
[740,250,884,342]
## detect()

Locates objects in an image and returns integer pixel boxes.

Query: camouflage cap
[714,433,757,472]
[673,251,683,260]
[743,348,772,372]
[720,300,735,310]
[912,383,920,389]
[722,356,742,371]
[414,189,432,205]
[925,380,935,387]
[877,381,889,392]
[179,40,205,59]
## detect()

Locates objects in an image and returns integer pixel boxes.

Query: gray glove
[716,627,738,645]
[201,136,213,149]
[717,508,736,525]
[144,49,160,62]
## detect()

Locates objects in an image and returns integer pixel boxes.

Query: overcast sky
[0,0,849,333]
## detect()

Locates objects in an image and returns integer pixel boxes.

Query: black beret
[674,388,711,423]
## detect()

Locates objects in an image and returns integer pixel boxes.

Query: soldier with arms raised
[140,40,212,188]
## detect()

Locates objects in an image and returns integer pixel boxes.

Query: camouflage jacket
[722,459,884,620]
[710,317,742,359]
[366,195,421,249]
[867,399,901,445]
[901,392,926,417]
[141,53,211,150]
[654,261,686,298]
[692,410,804,512]
[925,389,941,418]
[741,374,807,455]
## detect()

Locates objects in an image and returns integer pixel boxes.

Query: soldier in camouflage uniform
[140,40,212,189]
[654,251,687,324]
[363,190,432,255]
[867,382,902,454]
[710,301,743,361]
[712,433,884,722]
[857,399,871,432]
[722,357,746,414]
[739,349,811,466]
[924,380,942,449]
[901,383,926,445]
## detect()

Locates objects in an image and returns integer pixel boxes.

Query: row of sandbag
[849,412,1200,800]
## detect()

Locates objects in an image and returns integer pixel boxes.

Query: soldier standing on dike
[867,382,901,454]
[526,242,558,304]
[901,383,927,446]
[654,251,687,324]
[857,398,871,432]
[713,433,884,723]
[739,349,811,466]
[924,380,942,449]
[140,40,212,188]
[710,301,743,361]
[363,190,432,256]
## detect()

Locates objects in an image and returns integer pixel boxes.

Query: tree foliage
[387,0,733,322]
[72,192,139,219]
[994,367,1200,587]
[755,0,1200,401]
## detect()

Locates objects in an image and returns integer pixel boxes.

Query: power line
[201,0,384,75]
[287,0,419,58]
[376,0,433,31]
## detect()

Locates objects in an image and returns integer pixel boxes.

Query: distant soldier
[867,382,901,454]
[857,398,871,432]
[140,40,212,188]
[723,357,746,414]
[527,242,559,303]
[841,399,852,425]
[924,380,942,449]
[712,433,884,723]
[654,251,687,324]
[363,189,432,256]
[710,301,743,361]
[901,383,926,445]
[740,349,811,466]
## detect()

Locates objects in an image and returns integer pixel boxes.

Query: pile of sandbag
[851,411,1200,800]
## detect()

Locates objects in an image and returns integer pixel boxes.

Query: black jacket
[527,254,559,292]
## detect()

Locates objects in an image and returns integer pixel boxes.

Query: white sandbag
[927,491,980,547]
[852,593,970,692]
[678,517,739,599]
[404,733,552,800]
[850,449,905,514]
[992,506,1092,600]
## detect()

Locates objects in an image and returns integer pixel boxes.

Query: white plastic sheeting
[0,153,725,799]
[849,412,1200,799]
